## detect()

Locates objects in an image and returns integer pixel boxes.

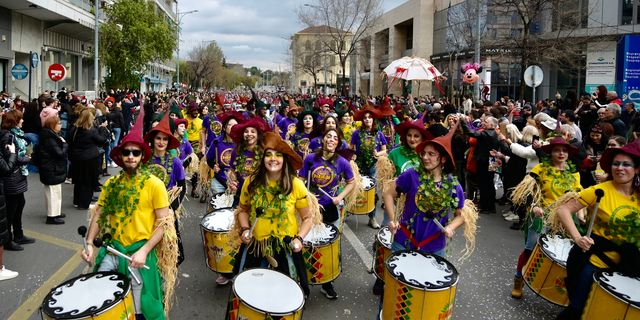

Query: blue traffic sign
[31,52,39,68]
[11,64,29,80]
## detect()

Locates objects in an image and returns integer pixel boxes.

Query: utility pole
[176,8,198,91]
[474,0,481,101]
[94,0,99,95]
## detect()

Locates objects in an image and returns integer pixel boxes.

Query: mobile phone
[532,135,540,142]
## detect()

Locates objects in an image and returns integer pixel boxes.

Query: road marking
[342,223,373,269]
[8,230,84,320]
[8,254,83,320]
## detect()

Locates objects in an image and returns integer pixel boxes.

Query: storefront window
[621,0,635,25]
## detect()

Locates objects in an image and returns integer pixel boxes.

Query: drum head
[539,233,573,266]
[42,272,130,319]
[377,226,392,248]
[594,271,640,308]
[362,176,375,190]
[233,268,304,315]
[386,250,458,290]
[201,208,235,232]
[303,223,338,246]
[209,193,234,210]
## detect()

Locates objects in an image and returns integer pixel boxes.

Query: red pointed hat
[229,116,270,144]
[377,96,396,117]
[354,100,381,121]
[144,111,181,150]
[110,102,152,167]
[416,125,456,172]
[600,140,640,176]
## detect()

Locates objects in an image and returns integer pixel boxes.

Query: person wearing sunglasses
[81,110,178,320]
[555,140,640,320]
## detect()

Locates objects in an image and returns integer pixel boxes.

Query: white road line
[342,223,373,269]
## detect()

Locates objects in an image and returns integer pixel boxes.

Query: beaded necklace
[153,153,174,187]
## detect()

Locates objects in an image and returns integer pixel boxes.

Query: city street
[0,168,566,320]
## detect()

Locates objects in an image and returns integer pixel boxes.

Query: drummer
[351,102,387,229]
[308,116,348,152]
[227,117,269,204]
[555,140,640,320]
[299,128,356,300]
[277,98,301,140]
[206,111,244,195]
[510,137,582,299]
[291,109,318,158]
[382,117,466,257]
[232,132,314,297]
[82,110,177,320]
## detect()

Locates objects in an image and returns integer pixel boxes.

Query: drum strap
[399,224,441,250]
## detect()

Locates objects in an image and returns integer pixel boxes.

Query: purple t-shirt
[277,117,298,139]
[202,114,223,148]
[394,169,465,253]
[206,136,235,186]
[229,149,258,188]
[178,137,193,162]
[291,132,311,157]
[350,129,387,153]
[150,154,185,189]
[299,153,354,206]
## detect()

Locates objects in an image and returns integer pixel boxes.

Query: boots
[511,275,524,299]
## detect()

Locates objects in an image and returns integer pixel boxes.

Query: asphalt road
[0,169,564,319]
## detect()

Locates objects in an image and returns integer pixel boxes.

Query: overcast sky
[178,0,408,71]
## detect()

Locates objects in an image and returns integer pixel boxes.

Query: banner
[616,35,640,106]
[585,42,616,95]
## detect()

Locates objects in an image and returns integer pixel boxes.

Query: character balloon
[461,63,483,84]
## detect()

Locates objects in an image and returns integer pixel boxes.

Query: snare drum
[582,271,640,319]
[41,272,135,320]
[381,251,458,320]
[522,233,573,306]
[207,192,234,212]
[347,175,375,215]
[372,226,392,280]
[201,208,237,273]
[302,223,341,284]
[228,268,304,320]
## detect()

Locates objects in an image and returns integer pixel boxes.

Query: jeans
[109,128,121,163]
[98,255,143,314]
[567,262,596,314]
[24,132,39,173]
[211,178,226,194]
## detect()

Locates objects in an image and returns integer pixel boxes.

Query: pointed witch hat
[416,123,457,173]
[377,96,396,117]
[144,111,181,150]
[110,100,152,167]
[354,99,381,121]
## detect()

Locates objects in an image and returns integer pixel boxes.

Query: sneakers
[0,266,18,281]
[368,217,380,229]
[215,275,230,286]
[511,275,524,299]
[64,178,72,184]
[109,162,118,168]
[505,213,520,222]
[321,282,338,300]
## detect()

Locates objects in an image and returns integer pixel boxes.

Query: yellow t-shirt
[186,116,203,142]
[578,181,640,268]
[530,163,582,207]
[98,174,169,247]
[240,177,309,241]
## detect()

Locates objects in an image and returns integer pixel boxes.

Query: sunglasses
[122,149,142,157]
[611,161,634,168]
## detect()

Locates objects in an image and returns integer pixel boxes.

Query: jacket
[68,126,108,161]
[0,130,29,195]
[0,134,17,245]
[38,128,68,185]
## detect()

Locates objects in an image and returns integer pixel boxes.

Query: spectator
[559,109,582,142]
[106,100,124,167]
[0,135,18,280]
[604,103,627,137]
[37,115,68,225]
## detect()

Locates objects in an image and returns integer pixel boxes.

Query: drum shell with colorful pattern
[347,175,375,215]
[523,233,573,306]
[228,268,304,320]
[201,208,237,273]
[303,223,341,284]
[381,251,458,320]
[41,272,135,320]
[373,226,392,280]
[582,271,640,320]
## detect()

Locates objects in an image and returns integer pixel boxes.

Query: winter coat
[38,128,68,185]
[68,126,108,161]
[0,130,29,195]
[0,131,17,245]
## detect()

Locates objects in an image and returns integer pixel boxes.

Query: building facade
[0,0,176,100]
[290,26,352,95]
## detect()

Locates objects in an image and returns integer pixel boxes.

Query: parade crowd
[0,85,638,320]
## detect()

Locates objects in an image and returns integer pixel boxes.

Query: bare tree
[294,51,323,91]
[186,41,225,89]
[298,0,383,96]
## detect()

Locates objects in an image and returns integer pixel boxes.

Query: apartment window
[406,25,413,50]
[621,0,637,25]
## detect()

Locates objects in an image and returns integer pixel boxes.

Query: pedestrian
[0,137,19,280]
[37,115,68,225]
[81,109,178,320]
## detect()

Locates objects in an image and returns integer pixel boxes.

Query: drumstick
[317,187,334,199]
[239,208,264,271]
[93,237,150,270]
[77,226,93,267]
[128,267,141,285]
[585,189,605,238]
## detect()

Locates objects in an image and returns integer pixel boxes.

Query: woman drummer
[299,128,356,300]
[227,117,269,204]
[338,109,357,143]
[232,132,314,296]
[206,111,244,194]
[290,109,317,158]
[308,115,348,152]
[382,119,468,257]
[351,103,387,229]
[510,137,582,299]
[554,140,640,320]
[144,112,186,265]
[173,118,193,166]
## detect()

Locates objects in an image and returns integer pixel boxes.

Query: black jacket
[0,130,30,195]
[38,128,68,185]
[68,127,108,161]
[0,132,17,245]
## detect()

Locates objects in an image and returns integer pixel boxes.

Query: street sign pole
[28,51,32,102]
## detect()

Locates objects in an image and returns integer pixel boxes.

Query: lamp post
[176,8,198,91]
[94,0,99,94]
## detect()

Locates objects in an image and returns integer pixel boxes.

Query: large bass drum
[582,270,640,319]
[522,233,573,306]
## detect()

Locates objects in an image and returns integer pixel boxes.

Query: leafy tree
[100,0,176,89]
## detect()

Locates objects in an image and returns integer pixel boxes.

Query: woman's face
[169,113,178,119]
[303,115,314,129]
[324,117,337,130]
[225,119,238,136]
[244,127,258,145]
[406,128,424,150]
[607,139,622,148]
[264,149,283,174]
[177,124,186,136]
[323,130,339,152]
[363,113,374,128]
[154,132,170,152]
[447,116,456,127]
[551,145,569,164]
[341,113,352,125]
[610,154,638,184]
[202,106,209,114]
[590,132,602,144]
[421,144,444,171]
